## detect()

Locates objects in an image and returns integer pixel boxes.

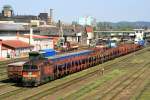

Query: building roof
[75,25,84,33]
[0,15,38,23]
[2,40,33,49]
[13,15,38,23]
[23,34,50,39]
[3,5,13,11]
[39,27,76,36]
[85,26,93,33]
[0,23,25,31]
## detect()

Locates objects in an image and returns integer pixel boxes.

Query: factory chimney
[50,9,53,22]
[47,9,53,25]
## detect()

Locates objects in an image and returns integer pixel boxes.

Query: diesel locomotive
[21,44,141,86]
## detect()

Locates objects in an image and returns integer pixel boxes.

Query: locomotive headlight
[28,72,32,77]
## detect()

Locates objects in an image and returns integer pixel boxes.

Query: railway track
[112,66,150,100]
[0,79,27,99]
[0,47,149,100]
[22,48,148,100]
[0,75,7,80]
[63,51,150,100]
[136,81,150,100]
[98,62,150,100]
[0,72,7,75]
[0,65,8,69]
[0,87,28,99]
[0,57,28,69]
[75,49,150,100]
[76,49,150,100]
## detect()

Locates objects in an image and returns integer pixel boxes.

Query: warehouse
[0,40,33,58]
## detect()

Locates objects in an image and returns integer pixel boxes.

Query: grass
[61,69,125,100]
[136,81,150,100]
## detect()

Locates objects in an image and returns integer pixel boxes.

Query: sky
[0,0,150,23]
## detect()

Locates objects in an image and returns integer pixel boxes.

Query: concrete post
[0,39,2,58]
[29,28,33,45]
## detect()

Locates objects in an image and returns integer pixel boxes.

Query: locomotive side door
[41,61,54,82]
[40,63,45,83]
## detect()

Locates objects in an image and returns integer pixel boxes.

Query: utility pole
[58,20,64,39]
[29,27,34,48]
[57,20,64,47]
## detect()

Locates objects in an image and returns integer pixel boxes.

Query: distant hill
[96,21,150,30]
[115,21,150,28]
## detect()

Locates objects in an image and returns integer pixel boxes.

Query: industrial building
[0,5,53,25]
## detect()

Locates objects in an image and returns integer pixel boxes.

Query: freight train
[19,44,141,86]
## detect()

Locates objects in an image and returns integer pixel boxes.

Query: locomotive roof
[24,59,46,66]
[46,50,93,61]
[8,61,26,66]
[23,50,93,66]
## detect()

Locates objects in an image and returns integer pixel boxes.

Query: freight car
[7,50,56,82]
[21,44,141,86]
[7,61,26,82]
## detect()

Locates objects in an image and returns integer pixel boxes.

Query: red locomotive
[21,44,141,86]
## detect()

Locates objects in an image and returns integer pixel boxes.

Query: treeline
[96,21,150,31]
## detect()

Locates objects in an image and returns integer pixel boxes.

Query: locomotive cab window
[23,65,38,70]
[23,65,30,70]
[31,65,38,70]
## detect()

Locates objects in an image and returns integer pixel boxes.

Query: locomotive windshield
[29,51,43,60]
[23,65,38,70]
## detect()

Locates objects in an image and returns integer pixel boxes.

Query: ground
[0,47,150,100]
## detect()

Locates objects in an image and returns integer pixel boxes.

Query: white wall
[87,32,94,39]
[2,50,8,58]
[0,21,14,24]
[67,37,77,42]
[2,48,32,58]
[33,39,54,51]
[0,36,18,40]
[2,49,13,58]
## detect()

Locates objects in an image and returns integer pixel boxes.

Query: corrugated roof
[85,26,93,33]
[39,27,76,36]
[0,23,25,31]
[2,40,33,49]
[23,34,50,39]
